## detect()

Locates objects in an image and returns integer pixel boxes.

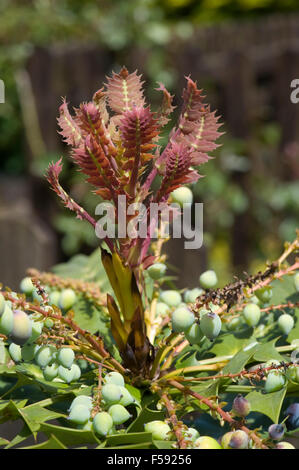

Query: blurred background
[0,0,299,290]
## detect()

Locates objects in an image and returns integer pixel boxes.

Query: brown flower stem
[27,268,107,307]
[250,261,299,295]
[76,355,116,373]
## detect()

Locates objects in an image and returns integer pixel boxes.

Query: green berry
[276,441,295,449]
[0,304,14,336]
[77,419,93,431]
[199,270,218,289]
[57,348,75,369]
[155,302,171,317]
[11,310,32,345]
[49,291,61,307]
[32,289,43,303]
[101,383,122,405]
[227,317,242,331]
[77,358,89,373]
[93,412,113,437]
[249,295,260,305]
[178,302,187,308]
[49,348,58,364]
[183,290,192,303]
[119,386,134,406]
[185,323,204,344]
[43,363,59,381]
[243,303,261,327]
[265,371,286,393]
[184,288,204,304]
[108,404,131,425]
[183,428,199,442]
[294,272,299,292]
[58,365,75,383]
[172,306,195,333]
[8,342,22,362]
[278,314,294,335]
[170,186,193,207]
[44,318,54,329]
[28,318,43,343]
[199,307,209,318]
[160,290,182,307]
[200,312,222,340]
[104,371,125,387]
[21,343,40,362]
[147,263,167,280]
[144,421,171,440]
[70,395,92,411]
[35,345,56,368]
[20,277,34,296]
[70,363,81,381]
[68,404,90,425]
[194,436,222,449]
[0,293,6,316]
[58,289,77,311]
[255,286,273,303]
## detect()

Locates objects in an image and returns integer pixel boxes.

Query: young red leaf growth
[46,159,97,227]
[72,134,119,200]
[173,77,222,165]
[155,82,176,127]
[119,106,159,196]
[105,67,145,115]
[46,68,222,378]
[156,142,200,201]
[57,99,83,147]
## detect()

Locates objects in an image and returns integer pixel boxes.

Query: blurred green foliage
[192,123,298,283]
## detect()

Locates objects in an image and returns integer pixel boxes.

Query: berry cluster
[1,283,85,384]
[226,280,297,336]
[68,372,134,436]
[152,268,222,344]
[9,333,82,384]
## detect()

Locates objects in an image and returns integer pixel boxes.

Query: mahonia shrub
[0,68,298,449]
